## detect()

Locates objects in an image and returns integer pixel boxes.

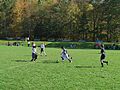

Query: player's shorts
[35,54,37,59]
[32,53,37,59]
[61,54,69,60]
[100,54,105,63]
[101,54,105,60]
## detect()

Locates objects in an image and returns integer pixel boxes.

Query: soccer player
[8,42,10,46]
[31,43,38,62]
[61,46,72,63]
[40,43,47,56]
[100,44,108,67]
[28,41,30,47]
[27,37,29,42]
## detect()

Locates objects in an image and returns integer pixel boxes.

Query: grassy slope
[0,46,120,90]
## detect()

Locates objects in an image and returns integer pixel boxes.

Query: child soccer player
[31,43,38,62]
[100,44,108,67]
[40,43,47,56]
[61,46,72,63]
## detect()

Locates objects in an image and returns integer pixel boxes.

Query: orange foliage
[12,0,38,36]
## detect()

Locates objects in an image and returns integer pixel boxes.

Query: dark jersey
[101,48,105,54]
[101,53,105,60]
[100,47,106,60]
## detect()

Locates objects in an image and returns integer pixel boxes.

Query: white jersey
[41,44,45,49]
[33,43,36,46]
[32,47,37,54]
[61,49,67,55]
[27,37,29,41]
[28,41,30,44]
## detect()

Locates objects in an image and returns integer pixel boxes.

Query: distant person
[27,37,29,42]
[70,44,73,48]
[100,44,108,67]
[28,41,30,47]
[8,42,10,46]
[40,43,47,56]
[16,42,20,46]
[112,43,116,50]
[31,43,37,62]
[21,42,24,46]
[13,42,17,46]
[61,46,72,63]
[95,38,101,48]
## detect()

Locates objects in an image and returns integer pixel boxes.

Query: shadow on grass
[75,65,96,68]
[15,60,30,62]
[24,55,31,56]
[42,60,58,64]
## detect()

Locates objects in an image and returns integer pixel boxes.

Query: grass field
[0,46,120,90]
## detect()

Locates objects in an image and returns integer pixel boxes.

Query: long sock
[101,63,104,67]
[68,59,72,63]
[103,61,108,65]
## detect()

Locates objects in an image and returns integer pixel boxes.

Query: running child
[40,43,47,56]
[61,46,72,63]
[100,44,108,67]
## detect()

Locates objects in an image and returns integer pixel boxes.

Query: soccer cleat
[31,59,33,61]
[69,60,72,63]
[34,59,37,61]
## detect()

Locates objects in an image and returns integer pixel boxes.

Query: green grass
[0,46,120,90]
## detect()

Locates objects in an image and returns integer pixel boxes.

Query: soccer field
[0,46,120,90]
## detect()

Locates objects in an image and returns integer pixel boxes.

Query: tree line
[0,0,120,41]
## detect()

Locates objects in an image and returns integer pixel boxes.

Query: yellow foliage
[66,2,81,22]
[85,3,94,11]
[11,0,38,36]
